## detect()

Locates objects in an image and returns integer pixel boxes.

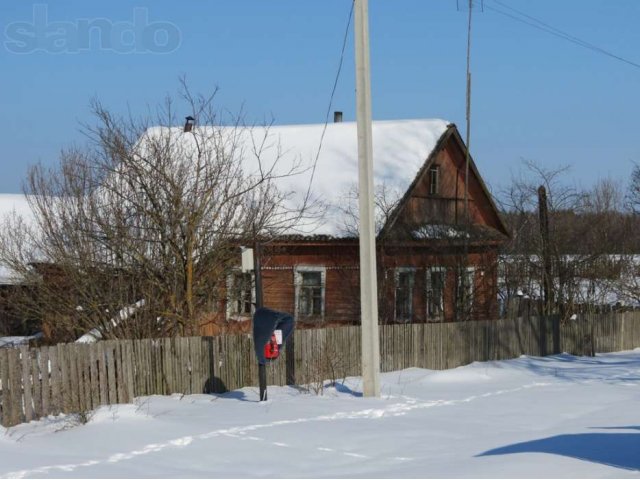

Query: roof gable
[380,124,509,240]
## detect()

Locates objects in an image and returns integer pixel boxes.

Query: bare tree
[0,83,318,342]
[336,181,403,238]
[498,160,630,318]
[625,162,640,214]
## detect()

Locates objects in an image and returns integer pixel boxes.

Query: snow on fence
[1,312,640,427]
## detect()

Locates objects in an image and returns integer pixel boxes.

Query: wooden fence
[1,311,640,427]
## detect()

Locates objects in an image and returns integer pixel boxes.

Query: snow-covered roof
[0,194,33,224]
[142,119,450,236]
[0,194,35,285]
[0,120,450,283]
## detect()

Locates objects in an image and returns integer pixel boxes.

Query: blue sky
[1,0,639,196]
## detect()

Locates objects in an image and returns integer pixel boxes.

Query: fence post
[286,332,296,386]
[539,315,547,357]
[552,315,561,355]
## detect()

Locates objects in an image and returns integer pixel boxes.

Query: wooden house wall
[401,133,505,234]
[199,243,500,336]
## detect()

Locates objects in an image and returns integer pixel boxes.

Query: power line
[301,0,355,209]
[483,0,640,71]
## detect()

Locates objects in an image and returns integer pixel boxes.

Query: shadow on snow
[477,427,640,472]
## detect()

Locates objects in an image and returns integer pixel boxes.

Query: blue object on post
[252,307,295,365]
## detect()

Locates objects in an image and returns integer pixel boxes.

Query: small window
[426,267,445,320]
[395,268,415,322]
[296,267,326,319]
[428,165,440,195]
[227,272,253,318]
[456,267,475,318]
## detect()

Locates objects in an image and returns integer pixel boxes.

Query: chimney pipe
[333,111,343,123]
[184,116,195,132]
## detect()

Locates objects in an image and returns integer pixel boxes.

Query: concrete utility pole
[354,0,380,397]
[253,241,268,402]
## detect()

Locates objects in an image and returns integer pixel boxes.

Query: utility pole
[253,240,268,402]
[354,0,380,397]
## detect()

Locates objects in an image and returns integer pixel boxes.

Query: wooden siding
[200,246,500,335]
[396,129,506,234]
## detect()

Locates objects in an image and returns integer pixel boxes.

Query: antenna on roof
[184,116,195,133]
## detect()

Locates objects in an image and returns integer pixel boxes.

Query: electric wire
[300,0,355,211]
[483,0,640,70]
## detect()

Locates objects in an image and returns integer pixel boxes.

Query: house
[0,194,39,337]
[1,118,509,341]
[190,118,510,334]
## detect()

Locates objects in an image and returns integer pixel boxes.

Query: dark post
[552,315,561,355]
[538,186,553,316]
[538,186,552,355]
[285,334,296,386]
[253,241,267,401]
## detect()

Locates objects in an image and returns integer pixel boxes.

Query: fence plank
[116,342,127,403]
[83,346,93,411]
[48,346,61,416]
[8,349,22,426]
[125,341,135,402]
[0,348,11,426]
[154,339,162,395]
[88,345,99,409]
[117,342,127,404]
[40,347,50,417]
[181,338,190,395]
[68,345,81,412]
[96,342,107,406]
[106,342,117,404]
[20,347,33,423]
[30,355,40,419]
[57,345,69,414]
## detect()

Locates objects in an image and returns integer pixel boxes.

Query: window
[395,268,415,322]
[227,271,254,318]
[456,267,475,319]
[428,165,440,195]
[295,267,326,319]
[426,267,445,320]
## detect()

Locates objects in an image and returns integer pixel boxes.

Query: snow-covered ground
[1,351,639,478]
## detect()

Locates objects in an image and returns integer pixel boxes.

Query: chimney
[333,111,343,123]
[184,116,195,132]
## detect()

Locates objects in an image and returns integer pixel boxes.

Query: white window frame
[394,267,416,322]
[226,270,255,321]
[426,266,446,321]
[294,266,326,321]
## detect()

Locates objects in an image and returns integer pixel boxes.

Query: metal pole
[354,0,380,397]
[254,240,267,401]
